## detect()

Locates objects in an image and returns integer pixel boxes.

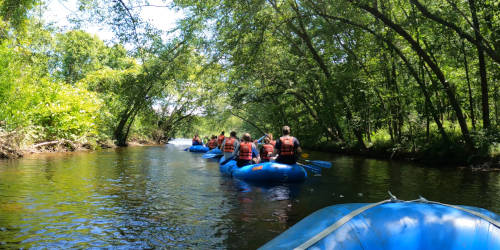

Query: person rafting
[267,133,276,146]
[274,126,301,164]
[221,131,239,160]
[260,137,274,163]
[192,134,202,145]
[235,133,260,167]
[207,135,218,149]
[217,131,225,146]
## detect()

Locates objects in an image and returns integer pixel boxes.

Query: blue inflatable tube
[219,156,307,183]
[188,145,210,153]
[207,148,222,154]
[260,198,500,249]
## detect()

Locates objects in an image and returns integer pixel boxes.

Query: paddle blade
[299,163,322,174]
[184,148,189,151]
[306,160,332,168]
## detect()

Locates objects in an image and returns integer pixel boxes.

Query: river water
[1,139,499,248]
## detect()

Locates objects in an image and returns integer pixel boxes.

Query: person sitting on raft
[207,135,218,150]
[274,126,301,165]
[235,133,260,167]
[221,131,239,160]
[267,133,276,146]
[192,134,203,145]
[260,137,274,163]
[217,131,225,146]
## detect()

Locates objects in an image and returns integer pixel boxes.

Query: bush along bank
[307,129,500,169]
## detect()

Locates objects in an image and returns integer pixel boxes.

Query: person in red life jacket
[221,131,239,160]
[217,131,225,146]
[192,134,202,146]
[207,135,218,149]
[267,133,276,146]
[235,133,260,167]
[260,137,274,163]
[274,126,301,164]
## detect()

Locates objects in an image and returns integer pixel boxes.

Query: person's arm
[231,140,240,158]
[273,140,281,156]
[294,138,302,159]
[220,139,226,150]
[254,145,260,163]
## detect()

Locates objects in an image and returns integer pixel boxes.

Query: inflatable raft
[260,196,500,249]
[219,156,307,183]
[207,148,222,155]
[202,148,223,159]
[188,145,210,153]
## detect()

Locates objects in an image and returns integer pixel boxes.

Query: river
[1,139,499,248]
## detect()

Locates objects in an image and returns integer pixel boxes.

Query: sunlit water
[1,139,500,248]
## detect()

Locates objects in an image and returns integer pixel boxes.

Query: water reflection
[0,141,499,248]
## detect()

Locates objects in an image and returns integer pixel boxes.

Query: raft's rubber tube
[188,145,210,153]
[207,148,222,154]
[259,200,500,250]
[219,157,307,183]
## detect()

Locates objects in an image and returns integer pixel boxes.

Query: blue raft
[207,148,222,155]
[202,148,223,159]
[260,198,500,249]
[219,156,307,183]
[188,145,210,153]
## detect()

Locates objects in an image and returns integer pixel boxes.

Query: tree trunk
[461,40,476,130]
[353,1,472,148]
[469,0,490,129]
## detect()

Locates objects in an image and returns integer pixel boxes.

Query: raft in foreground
[260,198,500,249]
[219,156,307,183]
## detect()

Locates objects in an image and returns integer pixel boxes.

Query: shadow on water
[0,141,500,248]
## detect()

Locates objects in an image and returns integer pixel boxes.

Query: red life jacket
[279,136,295,156]
[217,135,225,145]
[261,144,274,160]
[239,142,253,160]
[207,139,217,149]
[224,138,236,152]
[192,137,201,145]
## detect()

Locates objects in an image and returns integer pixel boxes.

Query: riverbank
[0,136,159,160]
[308,140,500,169]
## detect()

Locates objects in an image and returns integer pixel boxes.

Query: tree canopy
[0,0,498,163]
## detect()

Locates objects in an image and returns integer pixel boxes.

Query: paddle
[300,153,332,168]
[298,163,322,174]
[220,155,235,165]
[184,147,189,151]
[256,134,267,144]
[305,160,332,168]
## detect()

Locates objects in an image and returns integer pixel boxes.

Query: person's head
[221,131,225,135]
[242,133,251,142]
[267,133,273,140]
[195,134,199,138]
[264,137,270,144]
[230,131,237,138]
[282,126,290,135]
[212,135,217,139]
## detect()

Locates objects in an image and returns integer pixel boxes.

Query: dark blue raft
[188,145,210,153]
[260,197,500,250]
[219,156,307,183]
